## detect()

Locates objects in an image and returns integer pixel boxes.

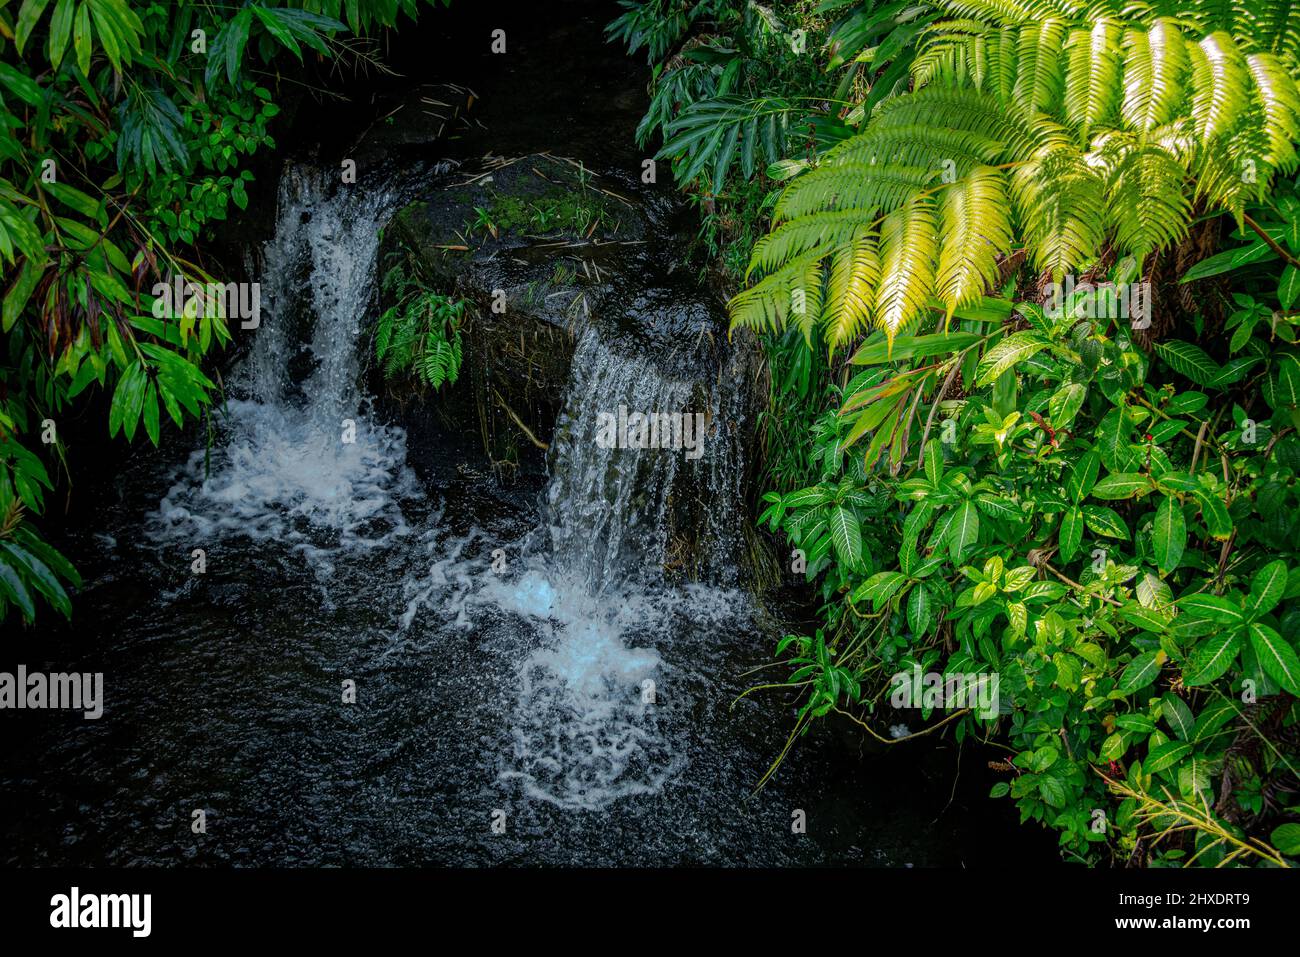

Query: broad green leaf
[1091,472,1153,500]
[1119,650,1162,693]
[1178,593,1245,625]
[1066,450,1100,502]
[1152,495,1185,574]
[1059,506,1083,562]
[828,505,863,569]
[948,500,979,562]
[1154,340,1222,386]
[975,331,1051,386]
[1162,694,1194,740]
[1246,560,1287,619]
[1083,505,1128,539]
[1272,823,1300,856]
[1146,740,1192,774]
[908,585,933,636]
[1183,631,1243,686]
[1249,622,1300,696]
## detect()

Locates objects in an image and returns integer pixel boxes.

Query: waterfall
[487,325,748,808]
[545,326,746,590]
[148,164,423,559]
[149,159,752,812]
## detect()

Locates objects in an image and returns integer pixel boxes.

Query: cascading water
[399,325,750,809]
[148,165,423,567]
[144,159,751,812]
[545,327,745,590]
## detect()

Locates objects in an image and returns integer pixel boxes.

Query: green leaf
[1248,622,1300,696]
[1091,473,1153,500]
[15,0,53,54]
[1183,632,1243,686]
[849,331,982,365]
[1048,382,1086,429]
[1271,823,1300,857]
[975,331,1051,386]
[948,500,979,562]
[1193,488,1233,539]
[1065,451,1100,504]
[1152,495,1185,574]
[828,505,862,570]
[1059,506,1083,562]
[1145,740,1192,775]
[1178,593,1245,625]
[1280,266,1300,311]
[1037,774,1067,808]
[1162,694,1194,740]
[908,584,933,636]
[47,0,75,69]
[1246,560,1288,619]
[923,438,943,486]
[0,554,36,619]
[1083,505,1128,539]
[0,542,69,618]
[1154,340,1222,387]
[73,1,91,76]
[1119,651,1162,693]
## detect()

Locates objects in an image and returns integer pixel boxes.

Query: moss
[478,184,618,238]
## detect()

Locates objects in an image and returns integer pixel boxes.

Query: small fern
[374,268,465,392]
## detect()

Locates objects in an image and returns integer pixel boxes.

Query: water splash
[148,165,421,557]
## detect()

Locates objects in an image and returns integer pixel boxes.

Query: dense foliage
[0,0,438,622]
[612,0,1300,865]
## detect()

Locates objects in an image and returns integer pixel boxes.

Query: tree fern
[823,228,880,351]
[730,0,1300,349]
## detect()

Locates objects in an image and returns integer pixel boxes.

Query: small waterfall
[545,326,745,590]
[495,325,748,808]
[149,165,422,559]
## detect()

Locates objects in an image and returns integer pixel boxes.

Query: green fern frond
[1064,20,1123,137]
[875,196,940,340]
[823,228,880,354]
[1245,52,1300,170]
[1012,19,1068,114]
[825,124,1008,174]
[748,210,877,281]
[935,166,1014,320]
[1012,143,1106,279]
[1187,32,1252,145]
[1231,0,1300,61]
[793,260,824,349]
[728,244,837,335]
[1120,19,1190,132]
[1097,138,1194,261]
[773,163,935,222]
